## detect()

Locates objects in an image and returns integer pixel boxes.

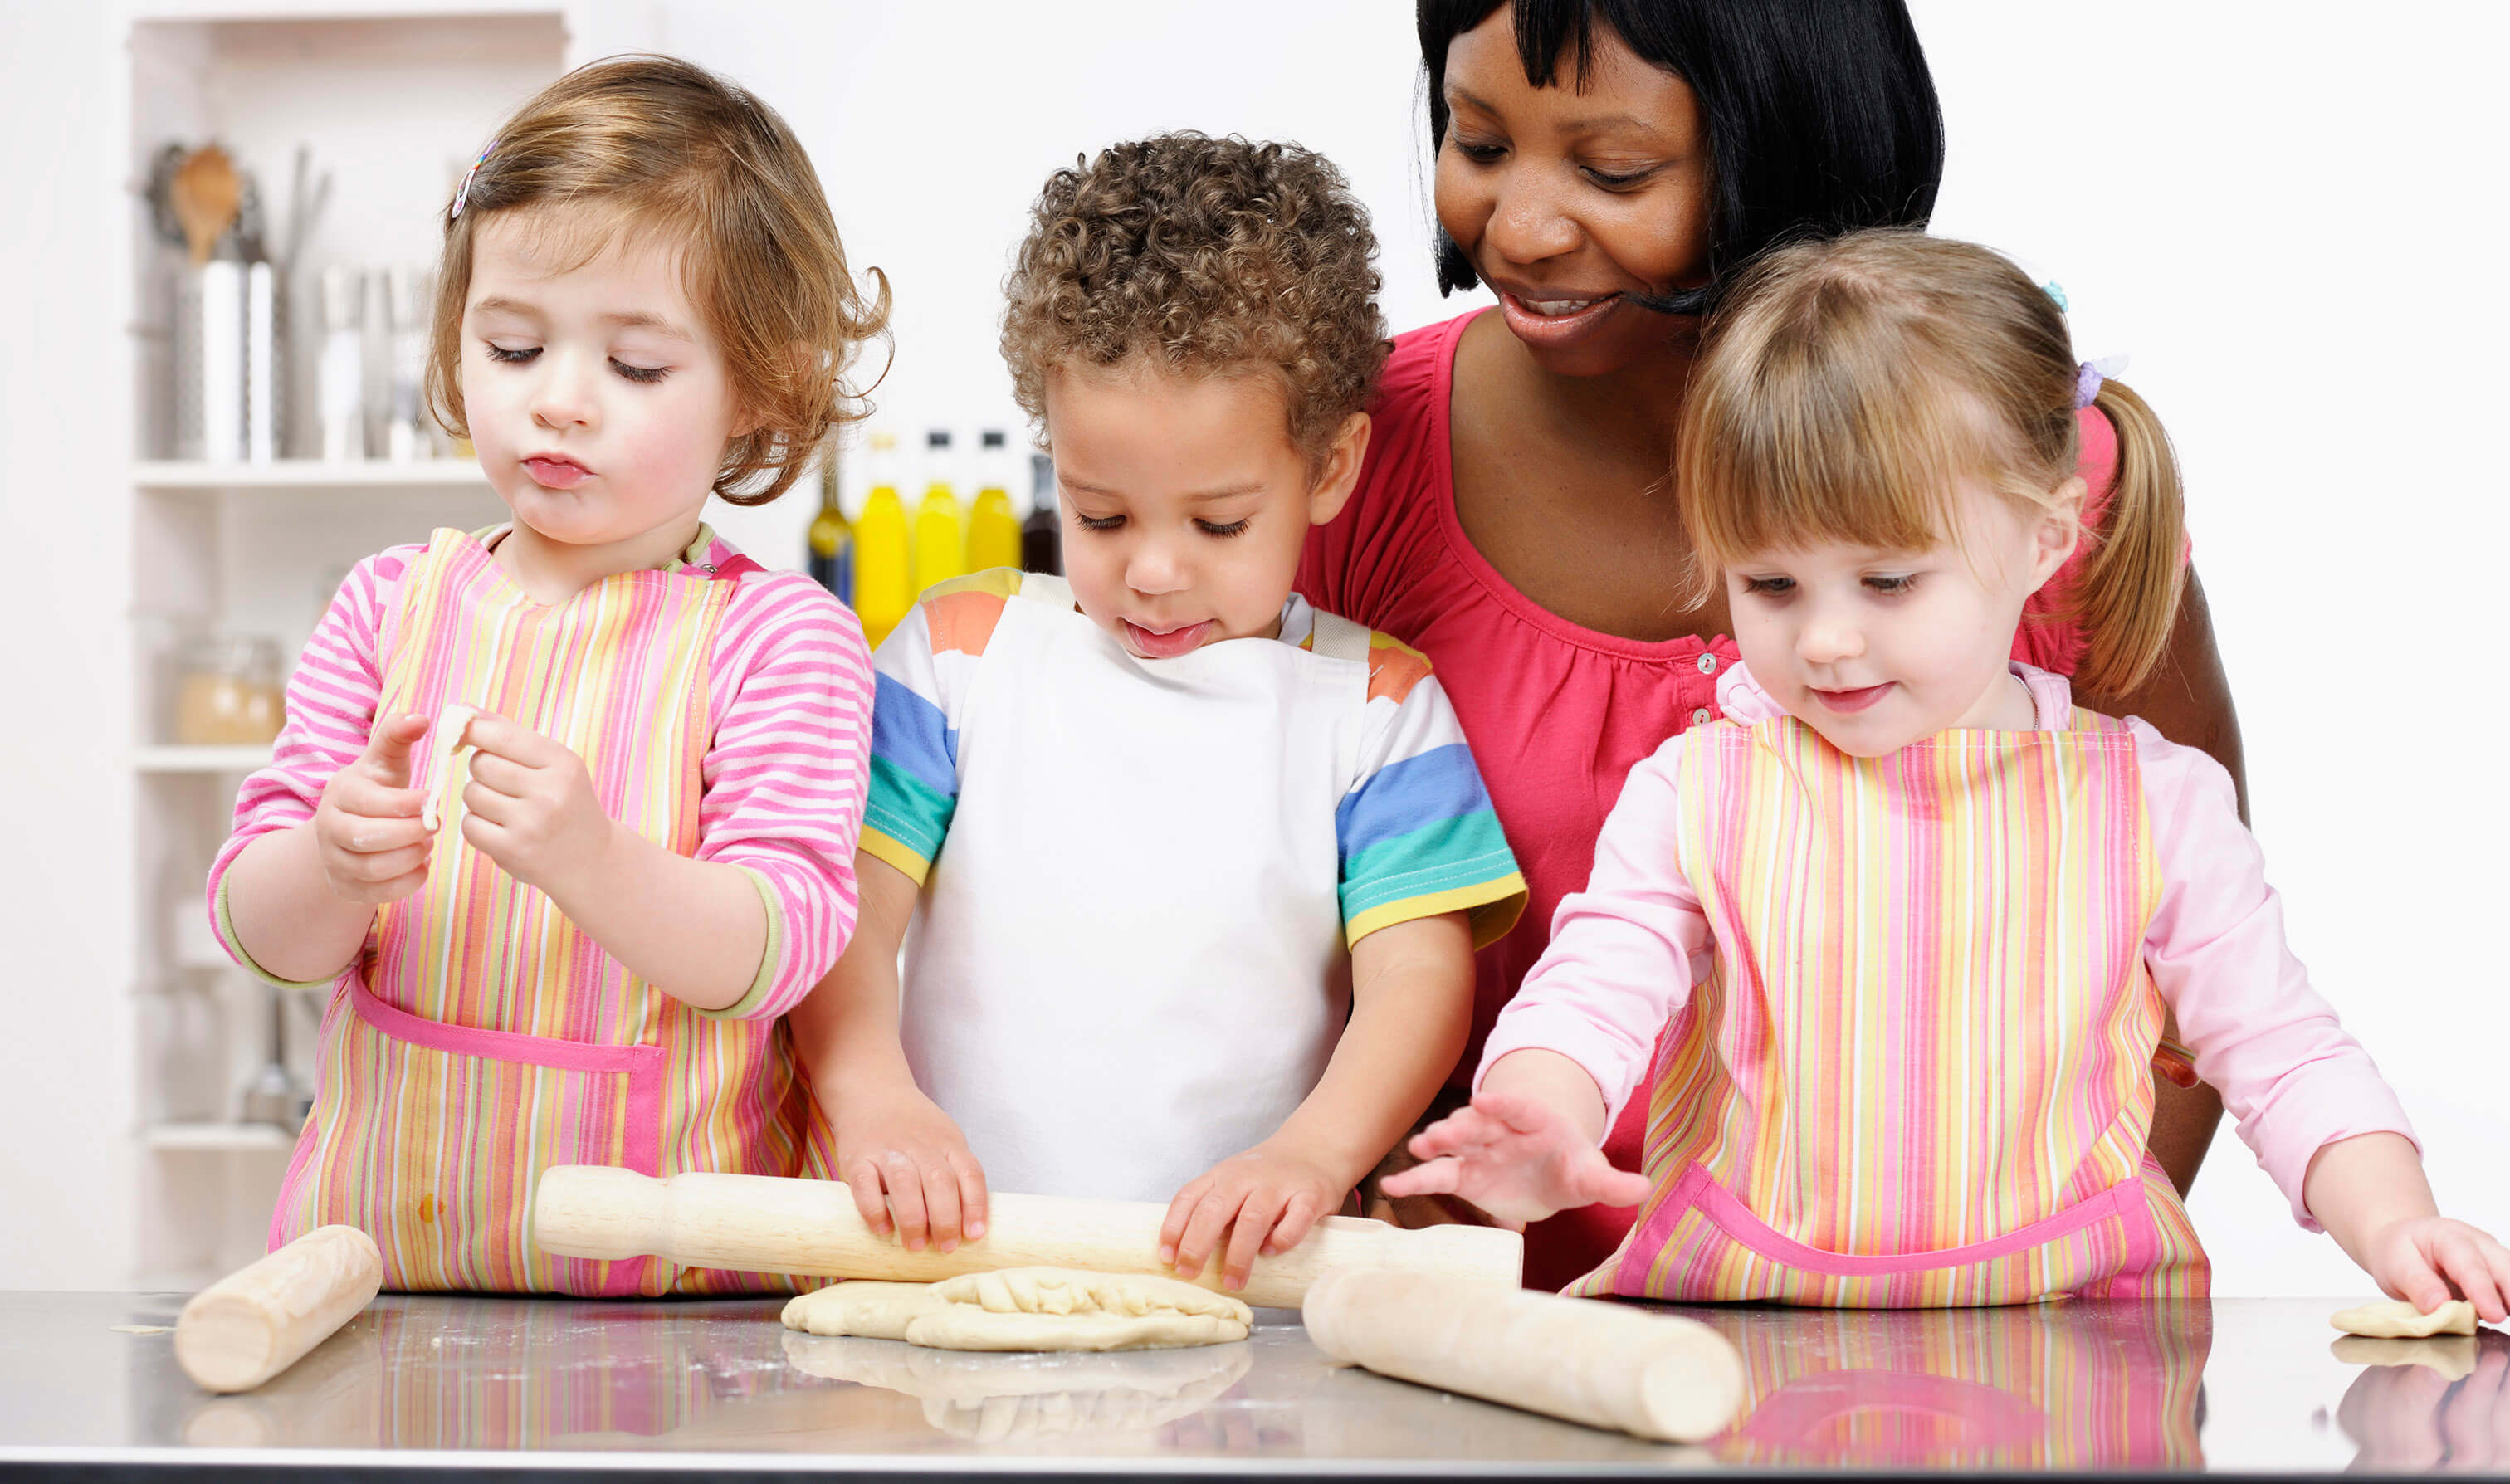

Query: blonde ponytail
[2068,379,2186,698]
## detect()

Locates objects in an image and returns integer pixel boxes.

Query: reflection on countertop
[0,1292,2498,1474]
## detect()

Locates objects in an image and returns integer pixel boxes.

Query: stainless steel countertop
[1,1293,2500,1477]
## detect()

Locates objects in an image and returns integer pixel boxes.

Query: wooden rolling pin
[173,1225,383,1394]
[1302,1267,1745,1443]
[532,1166,1521,1308]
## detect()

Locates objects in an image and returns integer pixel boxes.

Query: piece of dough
[2330,1299,2478,1338]
[782,1280,950,1340]
[781,1267,1251,1353]
[418,704,481,833]
[780,1332,1252,1441]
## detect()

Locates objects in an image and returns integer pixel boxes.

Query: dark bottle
[1020,452,1061,575]
[806,454,853,603]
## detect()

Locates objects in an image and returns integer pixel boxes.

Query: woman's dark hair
[1419,0,1944,315]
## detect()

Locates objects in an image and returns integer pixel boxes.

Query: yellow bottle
[852,432,912,651]
[911,427,967,597]
[967,427,1023,572]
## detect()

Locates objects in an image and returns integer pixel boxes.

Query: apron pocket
[1613,1163,2162,1308]
[276,981,666,1296]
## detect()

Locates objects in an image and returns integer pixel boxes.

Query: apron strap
[1017,572,1078,612]
[1309,611,1373,665]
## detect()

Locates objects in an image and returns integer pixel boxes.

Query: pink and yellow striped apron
[271,527,813,1296]
[1572,710,2208,1306]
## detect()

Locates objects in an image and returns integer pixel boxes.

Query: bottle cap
[927,429,952,449]
[981,429,1007,449]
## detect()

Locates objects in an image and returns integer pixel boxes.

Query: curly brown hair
[1001,133,1387,469]
[427,55,890,505]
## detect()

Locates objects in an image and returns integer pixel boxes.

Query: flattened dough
[2330,1299,2478,1338]
[779,1267,1251,1352]
[782,1280,950,1340]
[418,704,481,833]
[2332,1335,2480,1380]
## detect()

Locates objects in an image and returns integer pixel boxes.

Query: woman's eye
[1581,165,1656,189]
[1863,574,1918,595]
[1075,514,1124,533]
[483,343,538,364]
[1448,138,1506,164]
[609,359,668,384]
[1195,518,1251,539]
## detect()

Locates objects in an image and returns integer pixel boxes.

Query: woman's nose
[1482,164,1581,266]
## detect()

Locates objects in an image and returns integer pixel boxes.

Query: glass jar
[173,634,284,744]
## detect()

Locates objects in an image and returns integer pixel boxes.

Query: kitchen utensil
[531,1166,1522,1310]
[1302,1267,1746,1443]
[174,1226,381,1394]
[315,266,365,461]
[378,266,430,461]
[169,145,241,266]
[237,983,304,1130]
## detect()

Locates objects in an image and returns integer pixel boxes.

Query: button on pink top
[1296,309,2125,1288]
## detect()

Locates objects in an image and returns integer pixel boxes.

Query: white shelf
[134,744,273,773]
[143,1122,295,1152]
[134,459,490,493]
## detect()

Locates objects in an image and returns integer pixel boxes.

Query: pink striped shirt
[207,528,872,1019]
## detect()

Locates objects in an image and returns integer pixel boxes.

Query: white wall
[0,1,2498,1293]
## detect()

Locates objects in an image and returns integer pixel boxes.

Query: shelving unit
[120,2,652,1291]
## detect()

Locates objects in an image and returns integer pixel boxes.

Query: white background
[0,2,2501,1294]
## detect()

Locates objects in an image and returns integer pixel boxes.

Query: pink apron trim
[1627,1163,2152,1284]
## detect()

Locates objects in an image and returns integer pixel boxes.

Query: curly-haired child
[789,134,1528,1291]
[208,56,886,1295]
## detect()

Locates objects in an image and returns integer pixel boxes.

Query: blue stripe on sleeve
[870,671,958,800]
[1334,743,1492,866]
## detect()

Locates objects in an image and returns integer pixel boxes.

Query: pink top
[1295,309,2122,1284]
[207,529,872,1021]
[1481,661,2415,1232]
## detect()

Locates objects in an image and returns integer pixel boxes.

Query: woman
[1298,0,2239,1289]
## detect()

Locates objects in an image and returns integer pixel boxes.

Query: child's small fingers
[1381,1156,1463,1199]
[951,1156,989,1242]
[1222,1194,1285,1290]
[461,781,519,827]
[841,1163,894,1237]
[1157,1183,1206,1265]
[1173,1189,1247,1280]
[919,1159,964,1252]
[2436,1234,2498,1313]
[1265,1191,1325,1257]
[1407,1114,1487,1162]
[358,866,429,905]
[881,1154,931,1251]
[1589,1163,1655,1208]
[464,751,526,795]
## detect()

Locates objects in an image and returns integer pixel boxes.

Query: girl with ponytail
[1383,230,2508,1315]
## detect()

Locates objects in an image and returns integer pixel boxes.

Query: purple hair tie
[2074,354,2127,410]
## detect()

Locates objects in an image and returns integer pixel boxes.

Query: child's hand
[310,713,434,906]
[457,712,616,896]
[834,1086,989,1253]
[1380,1090,1653,1230]
[2363,1216,2510,1325]
[1160,1139,1344,1291]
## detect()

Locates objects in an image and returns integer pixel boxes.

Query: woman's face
[1434,5,1714,378]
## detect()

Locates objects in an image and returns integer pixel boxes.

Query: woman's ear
[1305,412,1374,526]
[2028,475,2088,593]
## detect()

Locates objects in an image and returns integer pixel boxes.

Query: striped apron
[1571,710,2208,1306]
[270,527,813,1295]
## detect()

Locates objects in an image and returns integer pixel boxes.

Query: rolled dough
[779,1267,1251,1352]
[2329,1299,2478,1338]
[782,1331,1253,1440]
[418,704,481,834]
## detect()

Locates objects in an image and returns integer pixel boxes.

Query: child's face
[1043,359,1365,659]
[460,207,744,563]
[1725,478,2082,756]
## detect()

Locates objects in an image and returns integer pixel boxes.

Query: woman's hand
[834,1083,989,1254]
[310,713,434,905]
[1380,1089,1652,1229]
[1161,1139,1344,1291]
[2364,1216,2510,1325]
[457,712,616,896]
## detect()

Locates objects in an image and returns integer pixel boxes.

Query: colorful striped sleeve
[859,569,1023,886]
[1336,632,1527,950]
[687,568,876,1022]
[204,546,419,990]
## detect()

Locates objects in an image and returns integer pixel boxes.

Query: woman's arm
[2078,569,2241,1194]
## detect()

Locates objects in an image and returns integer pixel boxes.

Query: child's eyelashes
[1070,514,1252,539]
[1195,518,1251,539]
[1075,513,1125,534]
[478,341,671,384]
[1739,575,1795,598]
[1862,574,1919,596]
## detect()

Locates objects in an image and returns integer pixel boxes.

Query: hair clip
[449,139,496,222]
[2042,281,2068,312]
[2074,354,2128,409]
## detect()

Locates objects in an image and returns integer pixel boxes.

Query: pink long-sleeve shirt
[1481,661,2415,1231]
[206,530,871,1020]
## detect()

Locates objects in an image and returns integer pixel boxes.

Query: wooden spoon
[170,144,242,265]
